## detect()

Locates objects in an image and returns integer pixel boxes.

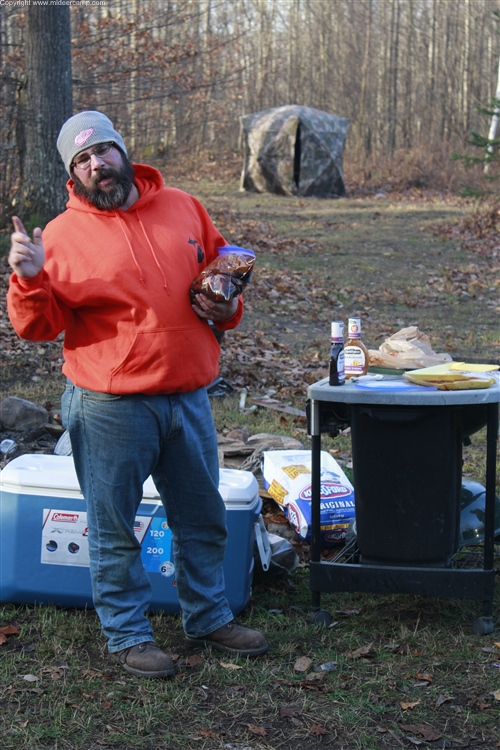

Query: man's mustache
[92,168,118,187]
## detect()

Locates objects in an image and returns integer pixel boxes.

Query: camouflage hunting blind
[240,105,349,198]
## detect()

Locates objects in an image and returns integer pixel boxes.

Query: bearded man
[7,111,269,679]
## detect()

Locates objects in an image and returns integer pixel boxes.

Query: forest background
[1,0,500,224]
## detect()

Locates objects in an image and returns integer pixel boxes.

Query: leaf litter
[1,190,499,750]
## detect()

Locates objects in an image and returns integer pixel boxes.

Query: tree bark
[484,54,500,173]
[16,7,72,224]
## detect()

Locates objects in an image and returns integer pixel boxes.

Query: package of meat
[190,245,255,303]
[262,450,355,546]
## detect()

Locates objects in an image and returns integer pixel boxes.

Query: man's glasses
[71,142,115,171]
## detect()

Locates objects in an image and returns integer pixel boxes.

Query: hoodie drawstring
[137,212,169,291]
[117,215,146,286]
[116,212,169,292]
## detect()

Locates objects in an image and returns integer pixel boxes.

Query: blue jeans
[61,384,233,652]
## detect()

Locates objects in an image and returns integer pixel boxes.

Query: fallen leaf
[400,724,442,741]
[392,644,410,655]
[220,662,243,670]
[415,672,433,683]
[21,674,39,682]
[345,642,375,659]
[40,667,66,680]
[435,694,453,707]
[81,669,104,679]
[186,654,203,667]
[493,689,500,701]
[245,724,267,736]
[300,672,326,685]
[310,724,327,735]
[198,729,219,738]
[280,706,302,718]
[0,625,20,635]
[294,656,312,672]
[0,625,20,645]
[400,700,420,710]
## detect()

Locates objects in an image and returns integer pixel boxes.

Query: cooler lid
[1,455,259,506]
[219,468,260,507]
[0,454,159,498]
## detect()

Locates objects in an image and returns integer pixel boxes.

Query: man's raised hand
[9,216,45,278]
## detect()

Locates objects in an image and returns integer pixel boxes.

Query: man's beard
[72,156,135,211]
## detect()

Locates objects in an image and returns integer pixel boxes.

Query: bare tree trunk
[16,7,72,223]
[402,0,414,148]
[387,0,400,155]
[462,0,471,133]
[427,0,437,142]
[485,54,500,173]
[359,0,373,154]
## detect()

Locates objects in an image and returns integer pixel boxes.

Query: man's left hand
[192,293,239,322]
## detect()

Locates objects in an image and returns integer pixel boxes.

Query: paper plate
[404,364,495,390]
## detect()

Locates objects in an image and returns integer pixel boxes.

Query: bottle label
[329,346,345,386]
[331,321,344,340]
[337,350,345,381]
[344,345,366,374]
[348,318,361,338]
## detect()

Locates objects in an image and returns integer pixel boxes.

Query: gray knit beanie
[57,111,127,174]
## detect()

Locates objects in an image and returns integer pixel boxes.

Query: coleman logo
[300,482,351,501]
[51,512,79,523]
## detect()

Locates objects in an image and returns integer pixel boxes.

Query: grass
[1,174,500,749]
[2,580,499,749]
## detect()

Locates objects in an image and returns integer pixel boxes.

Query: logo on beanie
[75,128,94,147]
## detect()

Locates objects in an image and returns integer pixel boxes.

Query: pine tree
[452,11,500,203]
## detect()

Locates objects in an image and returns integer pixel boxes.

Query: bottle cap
[331,321,344,340]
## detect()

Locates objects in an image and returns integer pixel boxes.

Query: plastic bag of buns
[368,326,452,370]
[190,245,255,303]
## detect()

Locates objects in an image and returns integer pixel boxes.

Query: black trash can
[350,404,463,567]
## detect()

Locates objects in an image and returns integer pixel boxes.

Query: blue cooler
[0,454,262,615]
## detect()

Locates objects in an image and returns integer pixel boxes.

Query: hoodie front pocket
[108,326,219,394]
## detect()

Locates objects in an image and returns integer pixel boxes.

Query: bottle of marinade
[344,317,369,378]
[329,321,345,386]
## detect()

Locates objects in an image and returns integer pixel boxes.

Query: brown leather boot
[186,620,269,657]
[110,642,175,678]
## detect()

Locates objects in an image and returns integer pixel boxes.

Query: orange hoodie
[7,165,243,395]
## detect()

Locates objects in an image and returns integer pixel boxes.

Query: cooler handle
[254,515,271,572]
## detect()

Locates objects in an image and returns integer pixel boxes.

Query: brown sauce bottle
[344,317,369,378]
